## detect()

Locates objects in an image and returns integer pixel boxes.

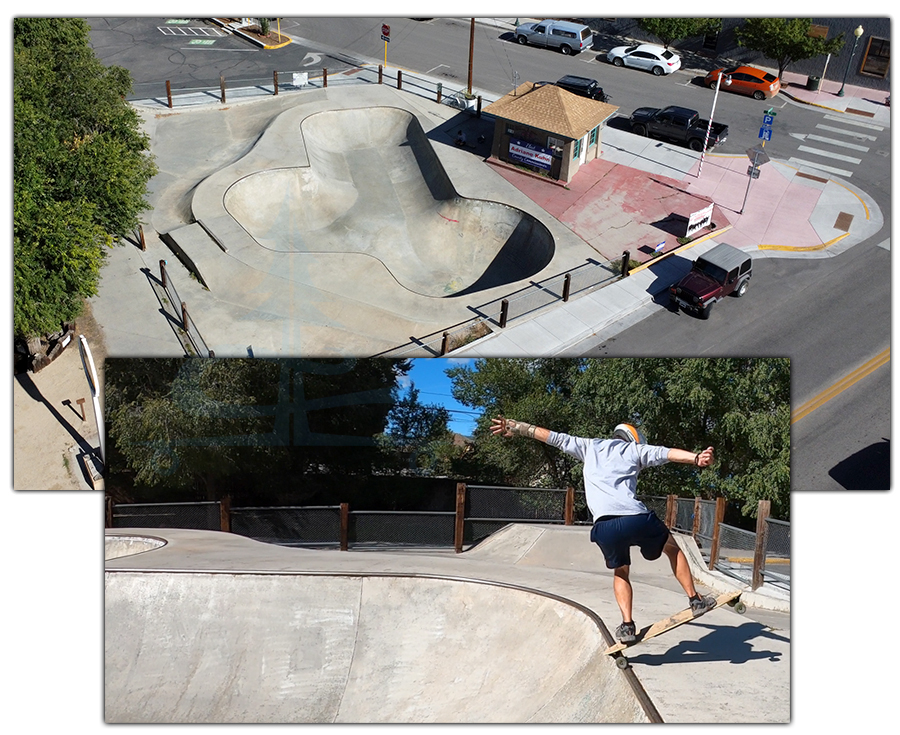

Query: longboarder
[491,417,716,644]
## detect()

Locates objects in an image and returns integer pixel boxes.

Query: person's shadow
[620,620,787,667]
[15,371,99,486]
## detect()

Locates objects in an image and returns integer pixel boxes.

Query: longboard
[604,590,745,669]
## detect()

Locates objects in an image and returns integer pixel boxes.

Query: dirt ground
[12,300,107,491]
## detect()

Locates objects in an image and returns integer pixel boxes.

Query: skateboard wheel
[615,656,629,670]
[733,601,747,614]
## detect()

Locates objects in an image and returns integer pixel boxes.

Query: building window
[860,36,890,78]
[589,126,599,147]
[572,138,582,159]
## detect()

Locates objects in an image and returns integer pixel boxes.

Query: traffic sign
[758,127,773,142]
[763,114,775,126]
[746,146,770,165]
[747,165,761,179]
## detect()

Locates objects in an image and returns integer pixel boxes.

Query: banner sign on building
[509,138,553,171]
[685,203,715,237]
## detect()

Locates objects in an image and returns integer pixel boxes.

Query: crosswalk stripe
[822,114,884,131]
[815,124,878,141]
[788,157,854,178]
[796,146,861,164]
[805,134,869,152]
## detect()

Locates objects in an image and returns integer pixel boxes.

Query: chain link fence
[350,511,456,549]
[230,506,342,548]
[110,501,222,530]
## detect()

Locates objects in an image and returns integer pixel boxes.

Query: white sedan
[607,43,682,75]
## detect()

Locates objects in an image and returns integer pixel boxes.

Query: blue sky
[397,358,481,437]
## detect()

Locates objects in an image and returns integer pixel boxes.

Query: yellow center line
[791,348,890,424]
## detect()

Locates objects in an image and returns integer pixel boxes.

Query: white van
[515,20,593,55]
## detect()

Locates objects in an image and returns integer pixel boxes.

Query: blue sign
[763,114,775,126]
[759,127,772,141]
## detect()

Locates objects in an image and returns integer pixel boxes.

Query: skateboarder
[491,417,716,643]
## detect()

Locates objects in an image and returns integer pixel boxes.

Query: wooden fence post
[499,299,509,329]
[564,486,574,525]
[454,483,466,553]
[273,70,279,94]
[562,273,572,302]
[181,301,189,331]
[323,68,328,88]
[378,65,383,84]
[159,259,167,289]
[397,69,403,90]
[708,496,726,570]
[621,250,630,278]
[692,496,702,538]
[436,82,442,103]
[440,332,450,356]
[340,503,349,551]
[219,74,226,103]
[219,495,231,532]
[138,225,146,251]
[476,95,482,117]
[166,80,173,108]
[751,500,771,590]
[106,497,113,528]
[665,494,677,528]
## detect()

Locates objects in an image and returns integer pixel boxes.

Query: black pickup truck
[629,105,728,151]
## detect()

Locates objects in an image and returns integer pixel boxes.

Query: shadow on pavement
[829,438,890,490]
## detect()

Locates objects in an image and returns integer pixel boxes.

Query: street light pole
[697,72,730,177]
[837,25,864,97]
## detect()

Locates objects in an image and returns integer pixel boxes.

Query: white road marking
[796,146,862,164]
[816,124,878,141]
[805,134,870,152]
[788,157,854,177]
[822,114,884,131]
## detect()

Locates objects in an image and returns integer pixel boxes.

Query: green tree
[636,18,722,49]
[735,18,845,79]
[377,383,461,476]
[105,358,408,503]
[13,18,157,339]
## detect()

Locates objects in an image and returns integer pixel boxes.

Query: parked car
[669,243,752,319]
[515,20,593,55]
[704,65,781,100]
[607,43,681,75]
[629,105,728,151]
[554,75,610,102]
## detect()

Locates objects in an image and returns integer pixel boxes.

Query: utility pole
[467,18,475,95]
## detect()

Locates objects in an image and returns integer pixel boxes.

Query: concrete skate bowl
[222,106,555,298]
[104,534,166,561]
[105,569,653,723]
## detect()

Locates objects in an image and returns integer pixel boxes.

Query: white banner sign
[686,203,714,237]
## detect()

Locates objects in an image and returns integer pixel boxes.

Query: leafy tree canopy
[14,18,157,338]
[735,18,846,79]
[636,18,722,49]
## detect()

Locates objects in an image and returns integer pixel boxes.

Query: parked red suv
[669,243,752,319]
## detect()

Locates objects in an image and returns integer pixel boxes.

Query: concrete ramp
[105,564,648,723]
[222,107,555,298]
[466,523,606,573]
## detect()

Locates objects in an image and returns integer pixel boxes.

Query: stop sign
[382,24,390,38]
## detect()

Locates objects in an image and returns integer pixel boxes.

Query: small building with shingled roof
[483,81,619,184]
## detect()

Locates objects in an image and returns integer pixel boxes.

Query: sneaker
[615,621,637,643]
[690,594,717,617]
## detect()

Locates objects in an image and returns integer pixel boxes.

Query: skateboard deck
[604,590,744,667]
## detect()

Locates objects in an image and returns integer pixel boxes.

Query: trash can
[806,75,821,91]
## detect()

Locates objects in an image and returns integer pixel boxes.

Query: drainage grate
[834,211,854,231]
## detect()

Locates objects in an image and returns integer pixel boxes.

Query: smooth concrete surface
[220,106,554,298]
[105,524,790,723]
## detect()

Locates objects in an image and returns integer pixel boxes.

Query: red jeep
[669,243,752,319]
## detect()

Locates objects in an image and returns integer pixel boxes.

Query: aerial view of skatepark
[105,524,790,723]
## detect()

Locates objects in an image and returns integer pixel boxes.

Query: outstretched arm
[667,446,714,467]
[490,416,551,444]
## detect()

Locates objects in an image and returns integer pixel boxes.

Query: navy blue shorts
[590,512,670,569]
